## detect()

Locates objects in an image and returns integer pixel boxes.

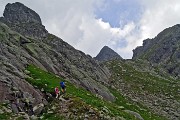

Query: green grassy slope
[106,60,179,100]
[24,65,166,120]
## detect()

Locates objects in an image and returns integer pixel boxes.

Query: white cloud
[139,0,180,41]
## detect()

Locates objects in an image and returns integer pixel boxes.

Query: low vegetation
[107,60,179,100]
[25,64,166,120]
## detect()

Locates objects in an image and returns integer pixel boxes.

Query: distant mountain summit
[95,46,123,61]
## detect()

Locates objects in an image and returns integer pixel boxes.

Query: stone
[102,106,109,113]
[51,105,56,110]
[23,113,30,120]
[95,94,103,100]
[100,113,104,118]
[12,87,18,91]
[0,109,4,114]
[118,106,125,109]
[112,117,116,120]
[63,109,68,113]
[11,103,19,113]
[40,116,44,119]
[46,93,52,98]
[24,70,30,75]
[85,114,89,118]
[40,88,44,92]
[42,98,48,106]
[23,92,34,103]
[19,112,26,115]
[89,108,94,114]
[124,110,144,120]
[104,115,111,119]
[33,103,44,115]
[59,96,66,102]
[47,111,53,114]
[30,115,38,120]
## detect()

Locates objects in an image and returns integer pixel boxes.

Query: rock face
[3,2,42,24]
[95,46,122,61]
[0,1,115,109]
[133,24,180,78]
[0,2,48,39]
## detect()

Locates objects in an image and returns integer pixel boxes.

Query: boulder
[33,103,44,115]
[11,103,19,113]
[124,110,144,120]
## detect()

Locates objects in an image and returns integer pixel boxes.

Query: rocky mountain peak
[133,24,180,78]
[3,2,42,24]
[0,2,47,39]
[95,46,123,61]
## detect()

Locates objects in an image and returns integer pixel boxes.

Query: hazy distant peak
[95,46,123,61]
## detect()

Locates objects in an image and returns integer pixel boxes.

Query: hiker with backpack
[60,81,66,94]
[55,86,60,98]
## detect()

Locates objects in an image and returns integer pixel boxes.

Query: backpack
[60,82,65,87]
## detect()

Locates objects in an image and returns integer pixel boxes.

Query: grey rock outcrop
[3,2,42,24]
[95,46,122,61]
[0,2,48,39]
[133,24,180,78]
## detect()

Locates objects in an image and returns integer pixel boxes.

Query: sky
[0,0,180,59]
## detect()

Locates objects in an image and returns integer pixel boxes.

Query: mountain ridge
[133,24,180,78]
[0,2,115,104]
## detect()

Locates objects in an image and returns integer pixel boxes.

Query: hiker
[60,81,66,94]
[55,86,60,98]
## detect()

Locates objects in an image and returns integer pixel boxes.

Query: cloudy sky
[0,0,180,59]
